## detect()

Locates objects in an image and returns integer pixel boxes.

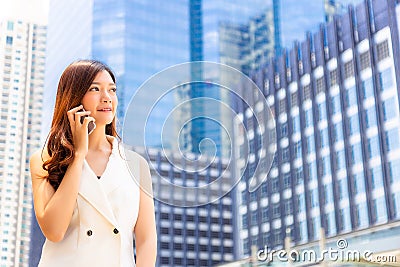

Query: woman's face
[81,70,118,126]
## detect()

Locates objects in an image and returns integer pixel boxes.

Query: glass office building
[235,0,400,259]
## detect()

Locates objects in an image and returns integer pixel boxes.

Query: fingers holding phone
[66,105,95,155]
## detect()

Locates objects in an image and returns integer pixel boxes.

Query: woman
[30,60,157,266]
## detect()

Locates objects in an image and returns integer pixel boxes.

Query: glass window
[283,173,291,188]
[316,77,325,94]
[303,84,311,100]
[329,69,338,87]
[291,92,298,107]
[308,162,317,181]
[294,141,302,159]
[370,166,384,189]
[338,178,349,200]
[365,107,377,128]
[377,40,390,62]
[345,86,357,107]
[392,192,400,219]
[318,102,327,121]
[262,207,269,222]
[351,142,363,164]
[281,122,288,137]
[362,78,374,99]
[310,189,319,208]
[272,204,280,218]
[320,128,329,148]
[322,156,331,176]
[355,202,369,228]
[344,60,354,79]
[242,214,248,228]
[279,98,286,114]
[385,128,400,151]
[6,36,13,45]
[367,135,380,158]
[297,194,305,213]
[359,51,371,70]
[388,160,400,184]
[293,116,300,133]
[349,114,360,135]
[331,94,341,114]
[295,167,304,184]
[373,197,387,223]
[333,122,343,142]
[251,210,258,225]
[307,135,315,153]
[379,68,393,91]
[7,21,13,30]
[305,109,313,127]
[336,150,346,170]
[282,147,289,161]
[383,97,398,121]
[323,184,334,204]
[353,172,365,194]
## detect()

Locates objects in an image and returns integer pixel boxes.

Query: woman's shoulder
[30,147,50,177]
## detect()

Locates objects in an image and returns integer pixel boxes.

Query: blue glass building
[235,0,400,260]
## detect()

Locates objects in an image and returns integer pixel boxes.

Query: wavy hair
[42,60,119,190]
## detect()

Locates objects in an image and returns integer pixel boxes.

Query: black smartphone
[80,108,96,135]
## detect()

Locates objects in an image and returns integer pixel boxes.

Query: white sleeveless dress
[38,136,141,267]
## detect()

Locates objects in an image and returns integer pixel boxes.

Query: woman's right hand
[66,105,95,156]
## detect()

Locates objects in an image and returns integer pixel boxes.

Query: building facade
[0,19,46,267]
[235,0,400,260]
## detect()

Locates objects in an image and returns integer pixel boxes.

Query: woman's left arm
[134,156,157,267]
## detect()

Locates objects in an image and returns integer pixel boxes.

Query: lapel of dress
[78,137,120,226]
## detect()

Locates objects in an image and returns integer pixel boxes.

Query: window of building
[355,203,369,228]
[362,78,374,99]
[280,122,288,137]
[291,92,298,107]
[271,178,279,192]
[331,94,341,114]
[349,114,360,135]
[282,147,289,161]
[370,166,383,189]
[320,128,329,148]
[297,194,305,213]
[385,128,400,151]
[353,172,365,194]
[338,178,348,200]
[272,204,280,218]
[345,86,357,107]
[294,141,302,159]
[308,162,317,181]
[379,68,393,91]
[351,143,363,164]
[295,167,304,184]
[321,156,331,176]
[293,115,300,133]
[303,84,311,100]
[329,69,338,87]
[383,97,398,121]
[284,200,293,215]
[6,36,13,45]
[365,107,377,128]
[251,210,258,225]
[359,51,371,70]
[242,214,248,228]
[373,197,387,223]
[305,109,313,127]
[262,207,269,222]
[377,40,390,62]
[318,102,327,121]
[335,149,346,170]
[388,160,400,184]
[316,77,325,94]
[7,21,13,30]
[283,173,291,188]
[279,98,286,114]
[368,135,380,158]
[307,135,315,153]
[344,60,354,79]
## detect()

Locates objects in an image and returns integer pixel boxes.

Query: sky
[0,0,49,24]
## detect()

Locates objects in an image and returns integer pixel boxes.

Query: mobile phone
[80,108,96,135]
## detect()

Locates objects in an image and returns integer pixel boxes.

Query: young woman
[30,60,157,266]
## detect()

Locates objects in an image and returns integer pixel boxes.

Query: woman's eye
[110,88,117,92]
[89,87,99,91]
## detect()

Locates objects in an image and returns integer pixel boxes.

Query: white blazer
[38,137,141,267]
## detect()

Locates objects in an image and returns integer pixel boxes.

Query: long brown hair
[43,60,119,190]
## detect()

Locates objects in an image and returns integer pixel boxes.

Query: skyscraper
[235,0,400,260]
[0,19,46,267]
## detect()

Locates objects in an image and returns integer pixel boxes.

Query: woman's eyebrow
[91,82,116,86]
